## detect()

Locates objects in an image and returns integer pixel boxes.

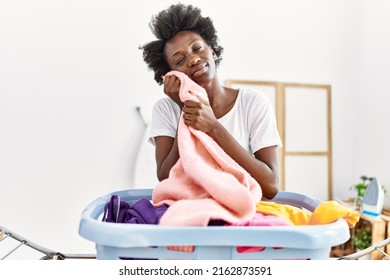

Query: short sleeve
[246,91,283,153]
[148,97,181,146]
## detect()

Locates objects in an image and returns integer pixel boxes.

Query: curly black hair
[140,3,224,85]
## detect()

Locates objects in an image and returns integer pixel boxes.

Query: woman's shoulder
[154,96,177,107]
[153,97,181,114]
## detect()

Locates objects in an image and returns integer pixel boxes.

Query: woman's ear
[211,49,218,60]
[209,45,217,60]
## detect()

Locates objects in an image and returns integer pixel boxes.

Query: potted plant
[351,229,372,259]
[351,176,372,198]
[351,229,372,251]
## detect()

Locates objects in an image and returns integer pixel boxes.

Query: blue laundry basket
[78,189,350,260]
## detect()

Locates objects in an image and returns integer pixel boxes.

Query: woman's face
[164,31,216,87]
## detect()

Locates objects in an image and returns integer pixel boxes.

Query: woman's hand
[162,75,184,109]
[182,94,218,134]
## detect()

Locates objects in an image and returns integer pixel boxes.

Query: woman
[141,3,282,199]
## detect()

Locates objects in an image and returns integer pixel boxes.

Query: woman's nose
[188,55,200,67]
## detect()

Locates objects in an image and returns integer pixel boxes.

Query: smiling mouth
[191,63,208,78]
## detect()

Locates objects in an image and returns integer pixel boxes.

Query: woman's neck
[206,83,238,119]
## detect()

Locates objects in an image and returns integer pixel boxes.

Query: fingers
[163,75,181,94]
[195,93,209,105]
[163,75,183,107]
[163,75,209,111]
[183,96,209,110]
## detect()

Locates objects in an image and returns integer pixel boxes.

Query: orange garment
[307,200,360,227]
[256,200,360,228]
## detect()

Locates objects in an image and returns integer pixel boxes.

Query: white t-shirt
[149,88,282,154]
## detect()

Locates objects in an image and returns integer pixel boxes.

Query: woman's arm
[154,135,179,181]
[153,75,183,181]
[209,122,280,199]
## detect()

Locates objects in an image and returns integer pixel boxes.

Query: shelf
[331,213,389,260]
[381,214,390,255]
[360,214,386,260]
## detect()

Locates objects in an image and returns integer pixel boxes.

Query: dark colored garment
[208,219,226,226]
[126,197,168,224]
[102,195,168,224]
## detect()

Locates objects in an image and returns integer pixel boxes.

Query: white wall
[1,0,389,259]
[354,0,390,202]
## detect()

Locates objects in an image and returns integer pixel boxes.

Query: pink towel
[226,213,291,253]
[152,71,262,226]
[227,213,292,227]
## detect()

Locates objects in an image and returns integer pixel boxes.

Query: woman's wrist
[207,121,225,142]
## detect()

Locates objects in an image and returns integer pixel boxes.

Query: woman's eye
[175,58,184,65]
[194,46,202,52]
